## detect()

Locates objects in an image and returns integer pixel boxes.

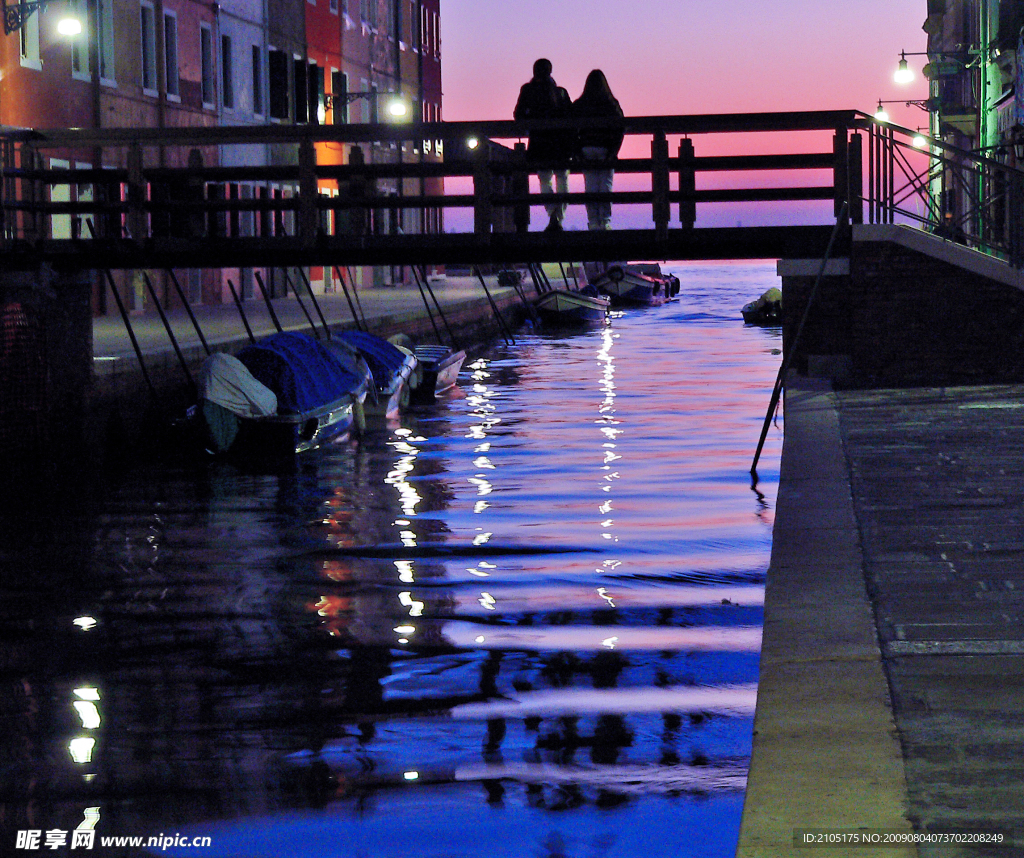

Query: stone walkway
[839,384,1024,856]
[739,379,1024,857]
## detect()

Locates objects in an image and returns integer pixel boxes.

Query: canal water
[0,261,783,857]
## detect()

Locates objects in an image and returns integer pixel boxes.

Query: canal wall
[778,224,1024,388]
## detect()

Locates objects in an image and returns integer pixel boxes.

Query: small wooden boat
[410,344,467,403]
[332,329,419,419]
[194,331,370,455]
[533,286,609,328]
[592,264,678,307]
[741,287,782,325]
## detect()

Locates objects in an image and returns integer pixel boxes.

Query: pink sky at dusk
[439,2,932,230]
[441,1,929,125]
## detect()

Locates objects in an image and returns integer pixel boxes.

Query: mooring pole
[751,202,848,474]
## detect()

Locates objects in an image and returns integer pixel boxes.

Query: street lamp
[894,51,914,84]
[2,0,81,35]
[874,98,934,123]
[324,90,409,123]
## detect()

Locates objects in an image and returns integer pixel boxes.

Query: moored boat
[741,287,782,325]
[333,329,419,419]
[194,331,370,456]
[592,264,678,307]
[533,286,609,328]
[410,344,467,403]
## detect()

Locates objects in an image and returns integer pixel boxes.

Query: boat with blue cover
[194,331,371,455]
[332,329,419,418]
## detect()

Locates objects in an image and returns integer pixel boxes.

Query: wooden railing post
[678,137,696,229]
[833,128,848,222]
[298,136,319,247]
[473,142,493,238]
[126,143,147,242]
[652,130,670,238]
[513,141,529,234]
[848,132,863,225]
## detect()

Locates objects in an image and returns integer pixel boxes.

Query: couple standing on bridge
[514,59,624,232]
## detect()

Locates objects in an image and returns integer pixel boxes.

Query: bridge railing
[0,111,859,263]
[856,111,1024,267]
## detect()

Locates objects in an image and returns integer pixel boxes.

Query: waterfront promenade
[90,274,517,362]
[739,376,1024,857]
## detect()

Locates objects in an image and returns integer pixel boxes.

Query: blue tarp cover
[334,330,405,388]
[237,332,363,414]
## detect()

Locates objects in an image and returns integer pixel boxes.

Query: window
[20,7,40,69]
[140,2,157,93]
[221,34,234,109]
[293,57,308,123]
[331,70,347,123]
[268,49,289,120]
[70,0,88,77]
[252,45,263,116]
[163,12,180,98]
[329,0,337,14]
[97,0,116,82]
[200,23,216,107]
[50,159,72,239]
[309,62,324,124]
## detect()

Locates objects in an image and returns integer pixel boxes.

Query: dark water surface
[1,262,783,857]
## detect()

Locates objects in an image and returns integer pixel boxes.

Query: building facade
[0,0,441,314]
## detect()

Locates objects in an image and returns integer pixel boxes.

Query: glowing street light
[874,100,890,123]
[894,51,914,84]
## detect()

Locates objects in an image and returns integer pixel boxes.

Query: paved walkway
[738,377,1024,856]
[92,274,517,360]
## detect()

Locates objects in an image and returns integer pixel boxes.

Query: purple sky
[441,1,929,128]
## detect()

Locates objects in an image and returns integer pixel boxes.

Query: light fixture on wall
[2,0,81,36]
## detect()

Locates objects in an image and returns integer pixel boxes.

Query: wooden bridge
[1,106,1021,271]
[0,109,882,272]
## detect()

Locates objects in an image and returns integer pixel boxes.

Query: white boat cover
[197,352,277,418]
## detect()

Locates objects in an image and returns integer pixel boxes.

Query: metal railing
[858,111,1024,268]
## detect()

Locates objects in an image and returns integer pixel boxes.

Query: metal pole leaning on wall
[98,267,159,404]
[165,269,211,355]
[411,265,444,345]
[141,271,196,394]
[253,271,284,333]
[474,265,514,345]
[226,279,256,343]
[283,270,321,339]
[751,202,848,475]
[296,268,333,339]
[416,265,459,347]
[334,267,367,332]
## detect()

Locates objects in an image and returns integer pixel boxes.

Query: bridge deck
[9,225,843,270]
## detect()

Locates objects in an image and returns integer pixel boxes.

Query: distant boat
[592,264,679,308]
[741,287,782,325]
[533,285,609,328]
[193,331,370,456]
[332,329,419,419]
[410,344,467,403]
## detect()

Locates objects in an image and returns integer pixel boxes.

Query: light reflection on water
[0,261,783,858]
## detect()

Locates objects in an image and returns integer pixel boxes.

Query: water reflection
[0,263,783,857]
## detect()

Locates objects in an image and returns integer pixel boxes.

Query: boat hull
[534,289,609,328]
[411,345,468,403]
[593,267,675,307]
[229,392,366,455]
